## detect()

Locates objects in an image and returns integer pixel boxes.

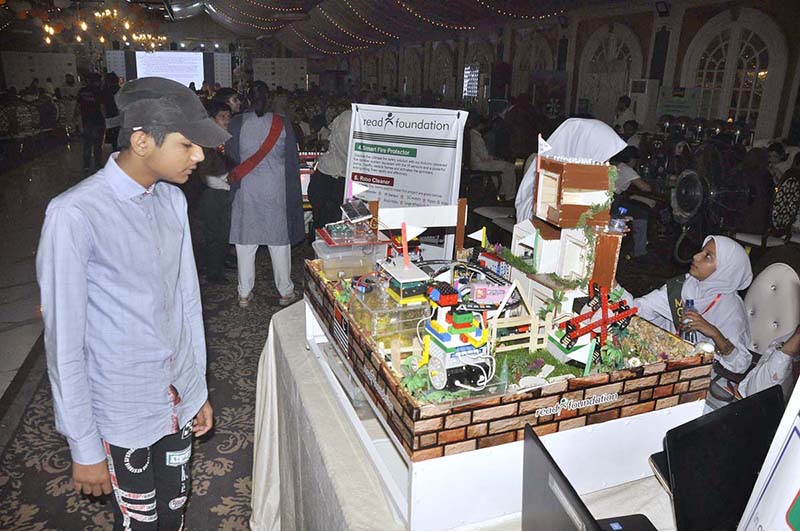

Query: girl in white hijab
[617,235,753,410]
[515,118,627,222]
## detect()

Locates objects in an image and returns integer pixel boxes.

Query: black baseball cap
[108,77,231,148]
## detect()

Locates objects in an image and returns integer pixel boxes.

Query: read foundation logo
[362,112,451,131]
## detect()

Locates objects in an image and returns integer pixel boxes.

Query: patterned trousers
[103,422,193,531]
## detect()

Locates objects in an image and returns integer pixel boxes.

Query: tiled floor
[0,141,86,398]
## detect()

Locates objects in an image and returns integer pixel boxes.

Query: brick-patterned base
[305,260,713,462]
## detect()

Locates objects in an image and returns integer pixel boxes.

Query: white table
[250,302,681,531]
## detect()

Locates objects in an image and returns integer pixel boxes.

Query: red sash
[228,114,284,184]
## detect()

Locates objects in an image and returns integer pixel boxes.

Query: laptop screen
[667,385,784,531]
[523,424,602,531]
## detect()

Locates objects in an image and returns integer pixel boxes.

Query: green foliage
[401,365,430,396]
[495,347,583,384]
[500,248,537,275]
[538,290,564,319]
[596,342,624,372]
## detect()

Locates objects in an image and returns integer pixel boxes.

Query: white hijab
[515,118,627,222]
[682,235,753,308]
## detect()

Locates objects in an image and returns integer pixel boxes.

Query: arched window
[577,23,644,124]
[403,48,422,97]
[431,43,455,101]
[512,33,554,97]
[681,8,787,139]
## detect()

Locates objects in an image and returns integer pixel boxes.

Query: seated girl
[616,236,753,411]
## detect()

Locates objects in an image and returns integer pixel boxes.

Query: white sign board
[213,53,232,87]
[344,103,467,258]
[105,50,127,82]
[738,382,800,531]
[135,51,204,87]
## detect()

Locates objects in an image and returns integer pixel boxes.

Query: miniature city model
[304,157,713,461]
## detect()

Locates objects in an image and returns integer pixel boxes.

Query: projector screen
[135,51,204,87]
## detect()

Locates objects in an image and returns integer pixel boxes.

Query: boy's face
[226,95,241,114]
[145,132,205,185]
[214,110,231,131]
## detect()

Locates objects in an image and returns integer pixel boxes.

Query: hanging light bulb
[80,21,88,31]
[99,36,105,43]
[122,35,127,41]
[45,36,51,44]
[76,35,82,42]
[48,26,55,35]
[124,21,130,30]
[150,42,155,49]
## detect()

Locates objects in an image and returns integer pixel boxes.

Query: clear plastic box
[312,240,384,279]
[349,288,431,355]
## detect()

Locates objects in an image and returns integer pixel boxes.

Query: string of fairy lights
[223,2,282,25]
[241,0,305,13]
[207,1,284,32]
[310,22,369,52]
[317,5,385,46]
[473,0,566,20]
[392,0,476,31]
[339,0,399,39]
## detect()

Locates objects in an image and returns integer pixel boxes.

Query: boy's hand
[192,400,214,437]
[73,461,112,497]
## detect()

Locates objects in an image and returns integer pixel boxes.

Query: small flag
[537,133,552,174]
[350,182,369,197]
[404,224,426,240]
[467,227,488,248]
[538,133,553,155]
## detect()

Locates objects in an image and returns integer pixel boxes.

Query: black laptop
[651,385,784,531]
[523,424,657,531]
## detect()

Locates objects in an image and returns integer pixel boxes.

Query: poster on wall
[344,103,468,258]
[738,382,800,531]
[656,87,702,118]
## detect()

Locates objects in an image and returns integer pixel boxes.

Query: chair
[744,262,800,360]
[734,175,800,248]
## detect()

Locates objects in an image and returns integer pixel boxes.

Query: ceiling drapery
[176,0,571,55]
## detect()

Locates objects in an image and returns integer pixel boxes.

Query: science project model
[304,156,714,462]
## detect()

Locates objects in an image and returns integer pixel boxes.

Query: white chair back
[744,263,800,354]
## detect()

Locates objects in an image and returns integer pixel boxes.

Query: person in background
[308,108,351,232]
[516,118,627,222]
[613,95,635,133]
[272,86,288,115]
[62,74,78,100]
[102,72,121,152]
[469,116,517,201]
[768,142,790,185]
[201,80,213,100]
[611,146,653,258]
[75,73,105,173]
[227,81,304,308]
[622,120,641,147]
[213,88,242,115]
[37,77,228,530]
[615,236,752,411]
[44,77,56,97]
[197,101,234,283]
